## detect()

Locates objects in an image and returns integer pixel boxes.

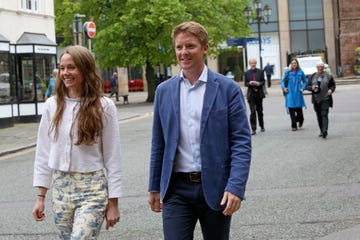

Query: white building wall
[0,0,55,43]
[246,32,281,79]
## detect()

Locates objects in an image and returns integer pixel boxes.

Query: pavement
[1,77,360,239]
[1,76,359,157]
[0,91,150,157]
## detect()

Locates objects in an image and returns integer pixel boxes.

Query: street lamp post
[73,14,86,46]
[244,0,272,70]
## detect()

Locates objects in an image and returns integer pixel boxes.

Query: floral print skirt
[52,169,108,240]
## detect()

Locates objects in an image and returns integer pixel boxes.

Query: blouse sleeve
[101,98,122,198]
[33,100,53,188]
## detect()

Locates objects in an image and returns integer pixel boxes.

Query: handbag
[283,70,290,96]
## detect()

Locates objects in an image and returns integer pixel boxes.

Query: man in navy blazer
[148,21,252,240]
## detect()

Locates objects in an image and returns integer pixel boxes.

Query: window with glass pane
[291,31,307,52]
[289,0,306,20]
[21,0,39,12]
[306,0,323,19]
[21,58,34,102]
[308,30,325,51]
[34,55,56,101]
[0,53,10,104]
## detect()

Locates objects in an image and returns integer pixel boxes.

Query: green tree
[54,0,81,46]
[54,0,251,102]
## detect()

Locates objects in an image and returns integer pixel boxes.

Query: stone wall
[339,0,360,76]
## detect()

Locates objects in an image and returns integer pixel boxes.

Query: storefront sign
[0,42,10,51]
[34,45,56,54]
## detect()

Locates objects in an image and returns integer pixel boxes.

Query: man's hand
[249,81,260,86]
[220,191,242,216]
[148,192,162,212]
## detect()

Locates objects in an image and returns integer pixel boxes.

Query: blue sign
[227,37,271,46]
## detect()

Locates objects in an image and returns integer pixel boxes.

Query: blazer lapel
[200,72,218,140]
[171,75,181,128]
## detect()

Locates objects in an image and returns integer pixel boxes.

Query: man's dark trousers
[248,94,264,131]
[314,100,330,133]
[162,176,231,240]
[266,74,272,87]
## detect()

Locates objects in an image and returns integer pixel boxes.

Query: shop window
[20,58,35,102]
[0,53,11,104]
[218,50,244,82]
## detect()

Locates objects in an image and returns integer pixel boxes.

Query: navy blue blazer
[148,69,252,211]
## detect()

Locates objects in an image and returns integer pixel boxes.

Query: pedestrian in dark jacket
[307,62,336,138]
[263,62,274,88]
[109,72,119,101]
[244,58,266,135]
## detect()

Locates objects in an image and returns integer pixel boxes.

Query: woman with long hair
[32,45,122,239]
[281,57,307,131]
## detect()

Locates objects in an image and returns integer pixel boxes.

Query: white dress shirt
[33,96,122,198]
[174,66,208,172]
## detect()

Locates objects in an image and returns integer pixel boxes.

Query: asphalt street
[0,84,359,239]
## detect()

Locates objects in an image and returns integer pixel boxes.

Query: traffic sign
[83,21,96,39]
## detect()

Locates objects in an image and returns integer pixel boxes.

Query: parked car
[287,55,332,81]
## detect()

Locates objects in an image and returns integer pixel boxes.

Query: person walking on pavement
[148,21,252,240]
[281,57,307,131]
[307,62,336,138]
[263,62,274,88]
[32,45,122,239]
[244,58,266,135]
[109,72,119,101]
[45,68,58,101]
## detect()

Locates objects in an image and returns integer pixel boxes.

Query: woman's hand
[32,196,46,221]
[105,198,120,230]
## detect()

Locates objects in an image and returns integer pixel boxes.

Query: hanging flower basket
[355,47,360,56]
[355,65,360,75]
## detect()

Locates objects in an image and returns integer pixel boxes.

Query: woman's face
[291,60,298,69]
[59,53,83,98]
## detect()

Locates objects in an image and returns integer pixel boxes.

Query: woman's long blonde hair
[51,45,104,145]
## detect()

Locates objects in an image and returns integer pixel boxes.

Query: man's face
[317,65,324,74]
[174,32,208,73]
[249,60,257,69]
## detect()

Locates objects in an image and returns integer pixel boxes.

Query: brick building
[337,0,360,76]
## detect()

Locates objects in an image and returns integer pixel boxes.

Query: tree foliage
[54,0,251,101]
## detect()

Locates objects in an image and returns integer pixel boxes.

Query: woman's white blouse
[33,96,122,198]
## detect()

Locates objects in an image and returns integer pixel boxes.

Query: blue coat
[281,69,307,108]
[45,77,56,98]
[148,69,252,211]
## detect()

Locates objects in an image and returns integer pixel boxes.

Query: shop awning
[0,34,10,52]
[16,32,56,45]
[16,32,57,54]
[0,33,9,42]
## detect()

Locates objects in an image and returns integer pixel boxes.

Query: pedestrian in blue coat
[281,58,307,131]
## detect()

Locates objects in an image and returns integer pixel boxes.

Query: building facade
[336,0,360,76]
[0,0,56,128]
[188,0,359,83]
